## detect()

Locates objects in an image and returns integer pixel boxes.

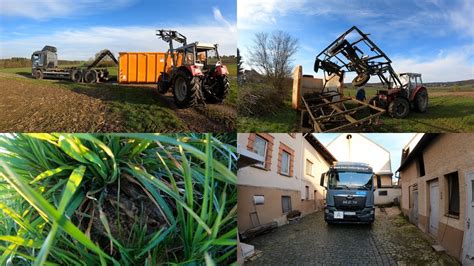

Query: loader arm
[87,50,118,69]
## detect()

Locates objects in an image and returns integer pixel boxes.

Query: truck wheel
[71,70,83,83]
[414,88,428,113]
[33,70,43,79]
[157,73,171,94]
[388,97,410,118]
[352,72,370,87]
[173,70,200,108]
[84,70,97,83]
[205,76,229,103]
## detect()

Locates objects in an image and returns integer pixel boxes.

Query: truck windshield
[328,171,373,190]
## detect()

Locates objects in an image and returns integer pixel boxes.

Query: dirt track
[0,74,235,132]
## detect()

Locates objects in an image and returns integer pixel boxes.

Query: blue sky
[0,0,236,59]
[315,133,417,181]
[238,0,474,82]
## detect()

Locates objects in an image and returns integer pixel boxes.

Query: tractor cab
[388,73,423,97]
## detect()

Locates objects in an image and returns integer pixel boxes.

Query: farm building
[398,133,474,264]
[237,133,336,232]
[325,133,401,205]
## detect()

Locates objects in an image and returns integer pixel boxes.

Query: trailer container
[118,52,173,84]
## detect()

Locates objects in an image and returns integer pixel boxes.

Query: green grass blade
[0,235,42,248]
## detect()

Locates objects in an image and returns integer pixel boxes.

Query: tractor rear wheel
[173,70,200,108]
[205,76,229,103]
[84,70,97,83]
[388,97,410,118]
[33,70,43,79]
[157,73,171,94]
[71,70,83,83]
[352,72,370,87]
[414,89,428,113]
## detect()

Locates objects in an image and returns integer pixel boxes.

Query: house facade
[398,134,474,264]
[237,133,335,232]
[326,133,400,205]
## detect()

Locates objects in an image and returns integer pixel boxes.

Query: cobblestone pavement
[245,207,460,265]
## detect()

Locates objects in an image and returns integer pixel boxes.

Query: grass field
[0,133,237,265]
[237,83,474,132]
[0,63,237,132]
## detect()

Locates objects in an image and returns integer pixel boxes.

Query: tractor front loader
[314,26,428,118]
[156,29,230,108]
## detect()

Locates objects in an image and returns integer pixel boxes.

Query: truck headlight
[325,209,329,214]
[370,209,374,215]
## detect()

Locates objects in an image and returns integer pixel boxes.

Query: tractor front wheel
[33,70,43,80]
[388,97,410,118]
[173,70,200,108]
[352,72,370,87]
[157,73,171,94]
[368,96,387,114]
[414,89,428,113]
[205,76,230,103]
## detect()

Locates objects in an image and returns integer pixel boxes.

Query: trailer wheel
[33,70,43,79]
[388,97,410,118]
[352,72,370,87]
[84,70,97,83]
[173,70,200,108]
[414,88,428,113]
[204,76,229,103]
[71,70,83,83]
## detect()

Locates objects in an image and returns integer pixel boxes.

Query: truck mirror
[320,173,326,188]
[376,175,381,189]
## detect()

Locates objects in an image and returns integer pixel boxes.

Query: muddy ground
[0,73,236,132]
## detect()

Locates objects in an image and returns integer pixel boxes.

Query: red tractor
[314,26,428,118]
[156,30,230,108]
[369,72,428,118]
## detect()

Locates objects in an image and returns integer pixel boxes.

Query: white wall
[301,139,330,200]
[375,188,401,205]
[326,133,392,176]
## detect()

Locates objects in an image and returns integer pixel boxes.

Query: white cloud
[391,45,474,82]
[0,24,237,59]
[448,0,474,37]
[237,0,381,30]
[213,7,236,33]
[1,0,135,20]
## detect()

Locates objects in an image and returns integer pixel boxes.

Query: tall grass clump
[0,133,237,265]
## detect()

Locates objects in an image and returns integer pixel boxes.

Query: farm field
[0,64,237,132]
[237,83,474,133]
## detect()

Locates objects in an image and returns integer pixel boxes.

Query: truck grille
[333,195,367,210]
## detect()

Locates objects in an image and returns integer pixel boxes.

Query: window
[282,196,292,213]
[471,180,474,203]
[306,160,313,176]
[379,190,388,196]
[305,186,309,200]
[253,135,268,168]
[417,154,425,177]
[280,151,290,175]
[446,172,460,216]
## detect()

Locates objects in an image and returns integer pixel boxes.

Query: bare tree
[248,31,298,90]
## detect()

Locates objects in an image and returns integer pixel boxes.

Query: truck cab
[31,45,58,70]
[320,162,381,224]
